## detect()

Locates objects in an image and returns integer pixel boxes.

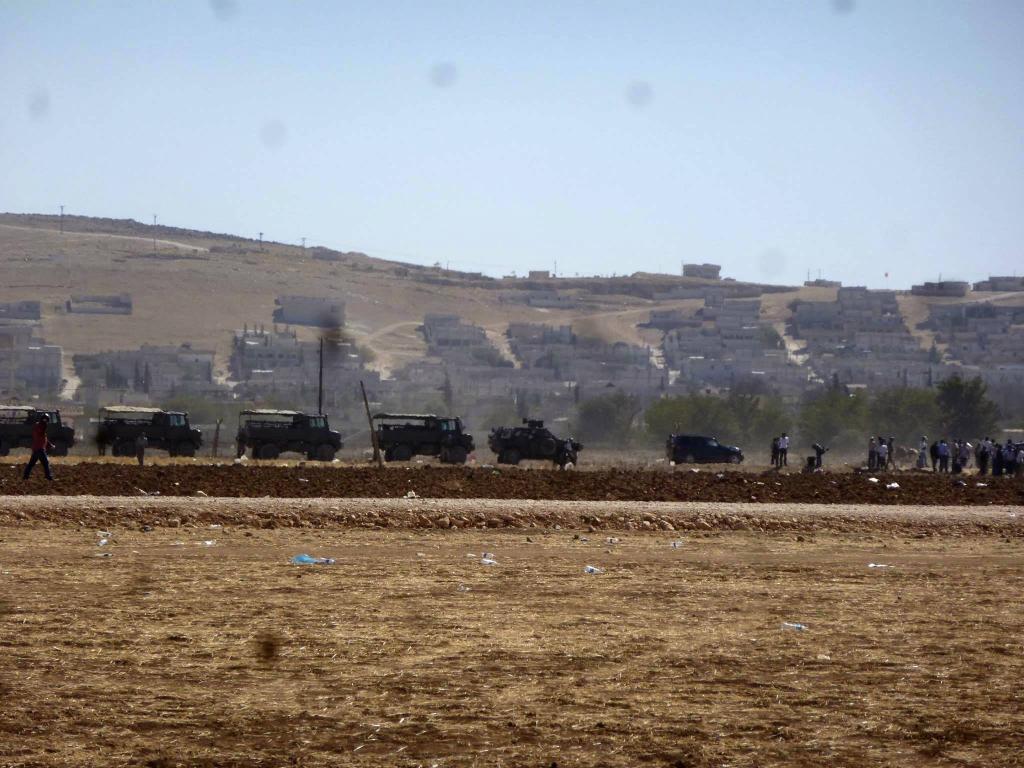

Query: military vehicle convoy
[488,419,582,468]
[96,406,203,457]
[373,413,475,464]
[0,405,75,456]
[236,409,343,461]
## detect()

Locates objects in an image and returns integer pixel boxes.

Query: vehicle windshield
[309,416,327,429]
[168,413,186,427]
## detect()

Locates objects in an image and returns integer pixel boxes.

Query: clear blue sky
[2,1,1022,288]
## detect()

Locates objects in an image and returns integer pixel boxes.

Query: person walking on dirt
[937,439,950,473]
[770,436,780,467]
[22,413,54,481]
[917,436,929,469]
[868,437,877,471]
[978,438,990,475]
[929,440,939,472]
[886,437,896,470]
[135,432,148,467]
[778,433,789,467]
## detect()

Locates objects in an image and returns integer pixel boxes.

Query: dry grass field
[2,497,1022,767]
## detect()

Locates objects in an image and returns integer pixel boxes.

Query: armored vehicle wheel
[176,443,196,458]
[684,452,695,463]
[501,448,521,465]
[113,441,132,457]
[258,444,280,460]
[444,446,468,465]
[729,454,742,464]
[314,444,336,461]
[539,437,557,457]
[0,440,8,457]
[392,444,413,462]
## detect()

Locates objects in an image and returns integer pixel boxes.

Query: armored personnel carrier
[373,413,474,464]
[488,419,581,468]
[96,406,202,457]
[0,405,75,456]
[236,409,343,461]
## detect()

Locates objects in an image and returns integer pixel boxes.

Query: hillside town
[3,258,1023,448]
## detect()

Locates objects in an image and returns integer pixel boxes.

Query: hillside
[0,213,795,377]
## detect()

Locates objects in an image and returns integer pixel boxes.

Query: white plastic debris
[670,540,683,549]
[868,563,893,568]
[886,482,900,490]
[583,565,605,574]
[199,540,216,547]
[867,477,879,483]
[404,490,419,499]
[781,622,808,631]
[480,558,498,566]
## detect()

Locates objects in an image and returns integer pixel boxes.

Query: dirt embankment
[4,463,1024,506]
[3,497,1022,539]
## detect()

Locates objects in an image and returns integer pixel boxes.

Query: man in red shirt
[23,413,55,481]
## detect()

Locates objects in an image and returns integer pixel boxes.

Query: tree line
[571,374,1002,452]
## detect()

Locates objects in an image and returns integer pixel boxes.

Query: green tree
[573,389,642,446]
[798,388,868,446]
[869,388,941,446]
[936,375,999,438]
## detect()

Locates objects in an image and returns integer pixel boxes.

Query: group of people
[916,436,1024,476]
[769,433,790,467]
[867,436,896,471]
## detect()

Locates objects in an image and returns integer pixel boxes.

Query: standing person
[937,439,950,473]
[993,440,1005,477]
[1016,444,1024,477]
[951,440,962,474]
[813,443,828,469]
[917,436,929,469]
[959,441,972,473]
[930,440,939,472]
[868,437,877,471]
[1004,440,1018,477]
[876,439,889,472]
[135,432,148,467]
[770,436,780,468]
[978,438,990,476]
[887,437,896,470]
[778,433,790,467]
[22,413,55,481]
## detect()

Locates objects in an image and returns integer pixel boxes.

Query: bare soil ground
[1,497,1022,767]
[3,461,1024,507]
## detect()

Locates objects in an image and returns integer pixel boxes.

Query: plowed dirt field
[1,498,1023,767]
[4,462,1024,506]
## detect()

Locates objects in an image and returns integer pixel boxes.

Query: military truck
[666,434,744,464]
[236,409,343,461]
[488,419,582,468]
[373,413,474,464]
[95,405,202,457]
[0,405,75,456]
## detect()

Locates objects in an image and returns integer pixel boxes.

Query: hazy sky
[2,1,1022,288]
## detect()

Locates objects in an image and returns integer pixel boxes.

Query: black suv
[236,409,344,461]
[488,419,582,468]
[666,434,743,464]
[0,406,75,456]
[373,413,475,464]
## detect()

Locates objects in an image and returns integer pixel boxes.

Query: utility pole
[152,214,157,253]
[59,205,64,233]
[259,232,264,251]
[318,337,324,415]
[361,380,383,468]
[301,237,306,250]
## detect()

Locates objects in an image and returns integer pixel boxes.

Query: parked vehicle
[488,419,582,468]
[373,413,474,464]
[96,406,202,457]
[236,409,342,461]
[666,434,743,464]
[0,405,75,456]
